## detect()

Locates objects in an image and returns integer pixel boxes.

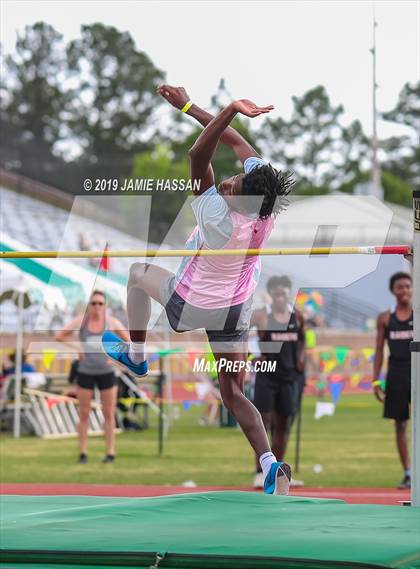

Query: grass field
[0,394,406,488]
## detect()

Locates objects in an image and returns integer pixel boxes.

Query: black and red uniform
[384,310,413,421]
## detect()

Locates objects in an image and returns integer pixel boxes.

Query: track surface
[0,483,410,505]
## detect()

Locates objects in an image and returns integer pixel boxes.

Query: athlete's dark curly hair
[241,163,294,219]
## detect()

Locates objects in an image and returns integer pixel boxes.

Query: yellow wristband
[372,380,382,387]
[181,101,193,113]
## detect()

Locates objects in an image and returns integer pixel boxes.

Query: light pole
[370,16,383,200]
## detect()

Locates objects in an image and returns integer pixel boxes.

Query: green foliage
[263,86,345,187]
[381,170,413,208]
[1,22,67,147]
[381,81,419,190]
[382,81,420,130]
[128,145,194,242]
[294,186,330,196]
[338,172,370,195]
[337,120,370,182]
[338,170,413,207]
[66,23,165,162]
[0,20,417,206]
[0,21,166,192]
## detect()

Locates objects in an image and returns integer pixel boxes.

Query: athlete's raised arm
[188,100,273,194]
[157,85,262,164]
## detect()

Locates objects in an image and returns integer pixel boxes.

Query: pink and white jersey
[175,213,274,309]
[175,157,275,309]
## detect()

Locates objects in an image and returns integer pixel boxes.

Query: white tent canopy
[0,260,67,311]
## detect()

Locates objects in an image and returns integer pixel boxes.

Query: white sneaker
[253,471,264,488]
[290,477,304,487]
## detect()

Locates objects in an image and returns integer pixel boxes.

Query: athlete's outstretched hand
[233,99,274,117]
[157,85,190,110]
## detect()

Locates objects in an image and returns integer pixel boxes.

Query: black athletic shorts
[384,368,411,422]
[253,372,299,417]
[160,275,252,352]
[76,371,116,391]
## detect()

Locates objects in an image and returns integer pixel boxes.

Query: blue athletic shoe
[101,331,148,378]
[263,461,291,495]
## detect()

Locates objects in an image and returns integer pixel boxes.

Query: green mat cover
[1,492,419,568]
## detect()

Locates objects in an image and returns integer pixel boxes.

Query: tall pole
[370,15,382,199]
[412,191,420,506]
[13,290,24,438]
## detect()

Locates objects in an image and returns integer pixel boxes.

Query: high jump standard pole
[412,190,420,507]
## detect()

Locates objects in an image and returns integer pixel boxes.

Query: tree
[288,86,344,187]
[381,81,419,190]
[260,115,294,172]
[1,22,67,148]
[382,81,419,130]
[334,119,370,184]
[381,171,413,208]
[129,145,193,243]
[0,22,70,183]
[339,170,412,207]
[261,86,345,189]
[66,23,164,166]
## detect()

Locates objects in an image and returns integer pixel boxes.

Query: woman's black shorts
[76,371,116,391]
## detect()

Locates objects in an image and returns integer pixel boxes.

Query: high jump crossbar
[0,245,411,259]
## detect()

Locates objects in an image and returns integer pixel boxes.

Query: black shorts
[384,369,411,422]
[76,371,116,391]
[160,276,252,352]
[253,373,299,417]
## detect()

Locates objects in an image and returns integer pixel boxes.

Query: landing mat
[1,492,419,568]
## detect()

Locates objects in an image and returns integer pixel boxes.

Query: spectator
[373,272,413,489]
[2,351,35,376]
[56,290,128,464]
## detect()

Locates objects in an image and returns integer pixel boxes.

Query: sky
[1,0,419,139]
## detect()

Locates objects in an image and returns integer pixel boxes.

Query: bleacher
[0,185,180,277]
[0,179,182,330]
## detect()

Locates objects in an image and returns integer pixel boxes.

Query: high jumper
[101,85,293,495]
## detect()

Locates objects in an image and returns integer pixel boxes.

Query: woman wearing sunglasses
[56,290,129,463]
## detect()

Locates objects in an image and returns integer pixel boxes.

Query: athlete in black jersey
[251,275,305,488]
[374,272,413,489]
